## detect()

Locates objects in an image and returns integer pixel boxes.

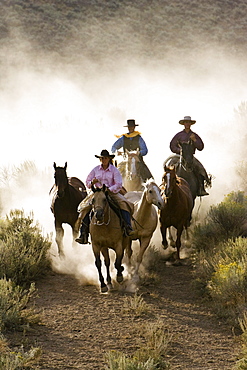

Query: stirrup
[197,189,209,196]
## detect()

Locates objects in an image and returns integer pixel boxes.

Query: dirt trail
[7,249,239,370]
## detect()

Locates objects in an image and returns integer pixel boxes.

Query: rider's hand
[190,133,196,142]
[91,178,99,185]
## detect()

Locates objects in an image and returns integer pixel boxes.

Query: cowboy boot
[75,213,90,244]
[120,210,138,239]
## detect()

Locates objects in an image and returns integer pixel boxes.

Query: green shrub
[0,209,51,287]
[0,277,38,332]
[193,237,247,325]
[192,191,247,255]
[207,191,247,239]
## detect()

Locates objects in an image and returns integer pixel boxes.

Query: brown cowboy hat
[179,116,196,124]
[124,119,139,127]
[95,149,115,159]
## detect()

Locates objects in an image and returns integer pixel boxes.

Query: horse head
[125,149,140,180]
[162,165,179,198]
[91,184,109,223]
[144,180,164,210]
[178,140,194,172]
[53,162,68,198]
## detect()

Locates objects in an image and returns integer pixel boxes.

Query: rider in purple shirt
[170,116,211,196]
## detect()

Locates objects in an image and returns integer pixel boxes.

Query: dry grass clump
[105,320,171,369]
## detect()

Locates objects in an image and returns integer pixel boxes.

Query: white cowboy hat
[179,116,196,124]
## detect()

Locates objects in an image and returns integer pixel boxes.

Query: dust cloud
[1,18,247,289]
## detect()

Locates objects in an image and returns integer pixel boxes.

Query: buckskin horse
[159,166,193,262]
[90,185,128,293]
[50,162,87,257]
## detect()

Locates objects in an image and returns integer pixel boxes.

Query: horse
[159,165,193,262]
[49,162,87,257]
[117,149,143,191]
[124,180,164,280]
[164,140,198,203]
[90,185,128,293]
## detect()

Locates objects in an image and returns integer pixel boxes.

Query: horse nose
[158,200,165,210]
[96,209,103,221]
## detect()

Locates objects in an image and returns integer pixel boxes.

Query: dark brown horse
[159,165,193,262]
[50,162,87,257]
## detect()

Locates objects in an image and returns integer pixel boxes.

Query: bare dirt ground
[6,242,239,370]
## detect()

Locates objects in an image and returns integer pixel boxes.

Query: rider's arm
[170,133,180,154]
[111,136,124,153]
[108,165,123,193]
[86,167,101,189]
[139,136,148,156]
[192,133,204,151]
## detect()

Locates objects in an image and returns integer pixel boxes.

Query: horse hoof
[117,275,124,284]
[101,285,108,293]
[162,244,168,250]
[173,259,182,266]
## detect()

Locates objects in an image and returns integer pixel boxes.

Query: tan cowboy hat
[179,116,196,124]
[95,149,115,159]
[124,119,139,127]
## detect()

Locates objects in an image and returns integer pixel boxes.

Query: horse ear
[64,162,67,170]
[92,184,96,193]
[53,162,56,170]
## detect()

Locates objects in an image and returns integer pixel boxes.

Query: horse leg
[133,237,150,281]
[114,243,124,284]
[160,222,168,249]
[125,239,133,264]
[167,227,176,247]
[101,248,112,289]
[94,251,108,293]
[55,222,65,257]
[175,226,183,261]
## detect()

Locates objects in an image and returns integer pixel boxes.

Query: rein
[179,154,193,173]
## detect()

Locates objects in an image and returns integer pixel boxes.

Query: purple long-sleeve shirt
[86,164,122,193]
[170,129,204,154]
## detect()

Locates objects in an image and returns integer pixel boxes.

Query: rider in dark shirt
[170,116,211,196]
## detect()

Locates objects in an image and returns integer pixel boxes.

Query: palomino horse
[117,149,143,191]
[164,140,198,203]
[50,162,87,257]
[124,180,164,280]
[90,185,128,293]
[159,166,193,262]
